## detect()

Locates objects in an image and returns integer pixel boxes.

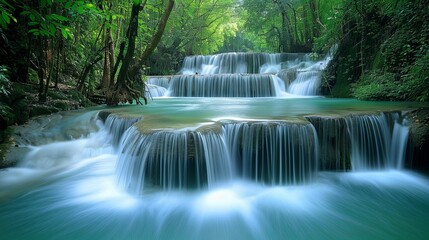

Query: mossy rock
[48,90,68,100]
[30,104,59,117]
[0,127,17,168]
[51,100,75,111]
[11,98,30,124]
[407,109,429,170]
[0,103,16,126]
[66,90,95,107]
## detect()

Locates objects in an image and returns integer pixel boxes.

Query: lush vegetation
[317,0,429,101]
[0,0,427,120]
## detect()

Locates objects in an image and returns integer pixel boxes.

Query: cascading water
[146,52,329,98]
[116,125,233,193]
[147,76,170,88]
[167,74,283,97]
[180,52,308,74]
[223,121,319,185]
[1,50,429,240]
[101,113,144,147]
[306,116,349,171]
[287,52,332,96]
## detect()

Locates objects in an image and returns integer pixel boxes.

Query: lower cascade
[110,111,409,193]
[116,125,233,193]
[346,112,409,170]
[223,121,319,185]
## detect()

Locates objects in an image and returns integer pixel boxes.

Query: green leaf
[50,14,68,22]
[60,28,68,38]
[1,11,10,24]
[0,19,6,30]
[49,23,56,35]
[65,1,73,9]
[78,6,84,14]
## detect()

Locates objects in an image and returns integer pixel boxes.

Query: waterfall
[146,84,168,98]
[287,58,330,96]
[287,70,321,95]
[167,74,283,97]
[180,52,308,75]
[287,47,336,96]
[102,113,144,147]
[389,114,409,169]
[147,76,170,88]
[306,116,350,171]
[145,51,334,98]
[346,112,409,171]
[222,121,319,185]
[110,109,410,194]
[116,125,233,193]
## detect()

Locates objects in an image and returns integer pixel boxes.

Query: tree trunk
[54,37,63,88]
[131,0,175,76]
[101,22,115,91]
[101,1,115,91]
[106,3,142,105]
[106,0,175,105]
[309,0,322,37]
[42,38,54,101]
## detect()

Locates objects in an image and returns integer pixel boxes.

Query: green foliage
[312,0,343,52]
[0,65,10,97]
[352,72,405,100]
[21,0,98,39]
[147,0,239,74]
[320,0,429,101]
[0,0,17,30]
[353,51,429,102]
[402,52,429,102]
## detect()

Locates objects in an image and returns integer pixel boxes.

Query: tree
[106,0,175,105]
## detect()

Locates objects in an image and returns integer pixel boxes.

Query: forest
[2,1,429,238]
[0,0,428,127]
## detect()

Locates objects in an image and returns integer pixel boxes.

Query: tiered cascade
[103,111,409,193]
[146,52,331,98]
[1,46,425,240]
[105,51,411,194]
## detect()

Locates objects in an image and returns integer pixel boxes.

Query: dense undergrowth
[320,0,429,101]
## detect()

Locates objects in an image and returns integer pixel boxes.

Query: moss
[48,90,68,100]
[407,109,429,170]
[52,100,72,111]
[0,127,16,168]
[30,105,59,117]
[11,99,30,124]
[352,72,406,101]
[0,103,16,126]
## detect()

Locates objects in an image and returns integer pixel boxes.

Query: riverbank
[0,82,95,167]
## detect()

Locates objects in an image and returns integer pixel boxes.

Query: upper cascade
[180,52,309,75]
[146,50,335,98]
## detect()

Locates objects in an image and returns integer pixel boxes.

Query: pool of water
[1,97,429,240]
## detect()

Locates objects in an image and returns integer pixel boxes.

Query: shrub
[352,72,406,101]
